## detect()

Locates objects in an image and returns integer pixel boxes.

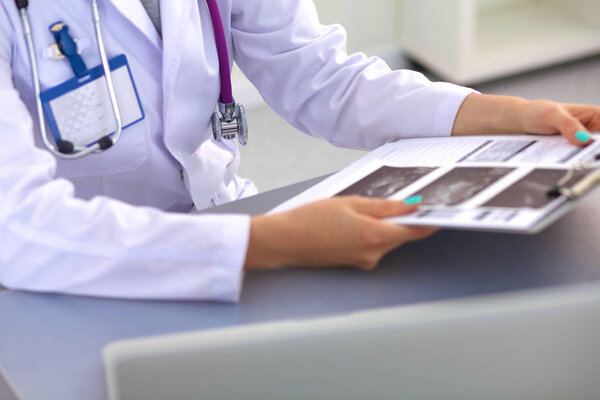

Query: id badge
[40,54,145,148]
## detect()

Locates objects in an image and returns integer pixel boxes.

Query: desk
[2,174,600,400]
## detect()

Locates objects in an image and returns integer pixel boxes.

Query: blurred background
[234,0,600,192]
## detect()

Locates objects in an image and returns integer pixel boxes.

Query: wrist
[244,214,290,270]
[512,97,534,134]
[452,94,532,136]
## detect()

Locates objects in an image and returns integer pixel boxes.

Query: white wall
[313,0,402,54]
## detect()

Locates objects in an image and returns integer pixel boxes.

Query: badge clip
[49,39,81,61]
[49,21,88,77]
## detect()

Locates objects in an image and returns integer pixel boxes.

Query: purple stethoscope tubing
[205,0,248,145]
[205,0,233,104]
[15,0,246,148]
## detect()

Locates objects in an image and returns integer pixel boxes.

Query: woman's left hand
[452,94,600,147]
[521,100,600,146]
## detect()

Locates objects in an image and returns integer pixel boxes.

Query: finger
[347,196,420,219]
[369,221,438,247]
[565,104,600,131]
[392,224,439,243]
[552,108,593,147]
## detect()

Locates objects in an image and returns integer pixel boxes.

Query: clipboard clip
[546,154,600,200]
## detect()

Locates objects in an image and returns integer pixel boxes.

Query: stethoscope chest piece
[211,101,248,146]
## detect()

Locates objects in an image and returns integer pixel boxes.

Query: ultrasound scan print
[460,140,536,162]
[408,167,514,206]
[335,166,436,198]
[484,168,589,209]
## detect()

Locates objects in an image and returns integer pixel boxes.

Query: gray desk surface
[3,174,600,400]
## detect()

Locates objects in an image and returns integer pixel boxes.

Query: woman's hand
[452,94,600,146]
[244,196,436,270]
[521,100,600,145]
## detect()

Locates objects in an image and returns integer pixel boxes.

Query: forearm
[244,197,437,271]
[452,94,530,136]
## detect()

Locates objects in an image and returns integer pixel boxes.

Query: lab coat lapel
[108,0,162,49]
[161,0,234,209]
[161,0,194,115]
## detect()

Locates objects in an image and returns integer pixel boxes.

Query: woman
[1,0,599,301]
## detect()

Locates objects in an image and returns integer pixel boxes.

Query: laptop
[104,282,600,400]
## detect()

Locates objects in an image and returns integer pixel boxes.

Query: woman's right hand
[244,196,437,270]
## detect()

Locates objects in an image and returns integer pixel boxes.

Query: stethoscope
[14,0,248,160]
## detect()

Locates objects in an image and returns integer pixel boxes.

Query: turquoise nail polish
[404,195,423,205]
[575,131,591,143]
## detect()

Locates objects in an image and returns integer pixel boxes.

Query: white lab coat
[0,0,475,301]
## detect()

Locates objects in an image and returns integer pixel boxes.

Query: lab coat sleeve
[230,0,477,150]
[0,8,248,301]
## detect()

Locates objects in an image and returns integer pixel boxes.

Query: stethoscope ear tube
[18,4,83,158]
[91,0,122,148]
[17,0,247,157]
[16,0,122,159]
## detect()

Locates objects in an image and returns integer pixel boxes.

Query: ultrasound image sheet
[272,134,600,233]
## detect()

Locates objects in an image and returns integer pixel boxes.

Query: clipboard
[384,164,600,234]
[271,134,600,234]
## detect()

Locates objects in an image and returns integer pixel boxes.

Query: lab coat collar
[108,0,162,50]
[160,0,194,112]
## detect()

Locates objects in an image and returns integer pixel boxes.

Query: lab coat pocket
[53,118,149,178]
[27,61,150,179]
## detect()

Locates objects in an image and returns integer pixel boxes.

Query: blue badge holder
[40,54,145,148]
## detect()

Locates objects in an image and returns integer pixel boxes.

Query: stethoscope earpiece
[57,140,74,154]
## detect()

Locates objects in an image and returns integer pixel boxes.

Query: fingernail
[575,131,591,143]
[404,195,423,205]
